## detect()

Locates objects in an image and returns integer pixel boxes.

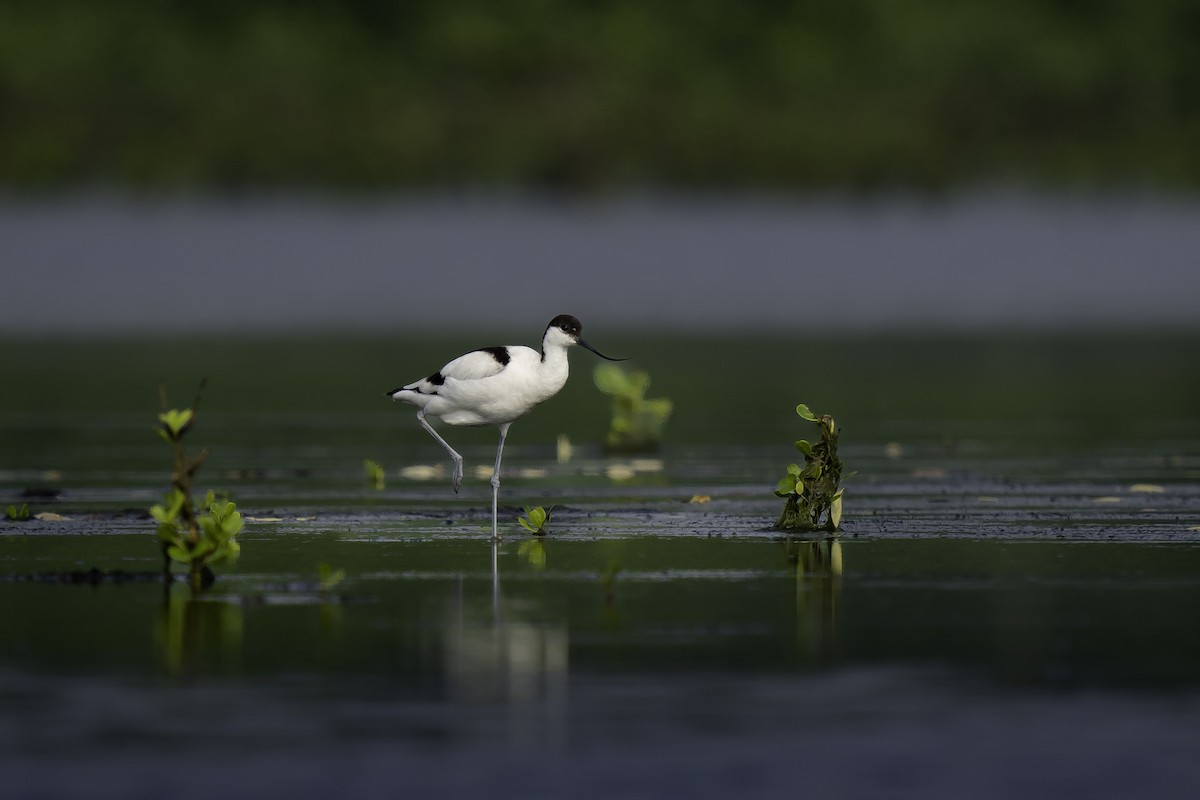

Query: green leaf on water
[831,489,844,529]
[518,505,551,534]
[158,408,194,438]
[777,476,798,495]
[166,545,191,564]
[318,562,346,590]
[642,398,673,423]
[796,404,817,422]
[157,523,182,544]
[593,364,636,396]
[364,459,386,490]
[150,490,185,525]
[214,538,240,564]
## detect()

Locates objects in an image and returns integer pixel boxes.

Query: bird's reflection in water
[442,540,569,747]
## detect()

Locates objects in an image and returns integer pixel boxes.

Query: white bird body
[395,342,570,426]
[386,315,623,539]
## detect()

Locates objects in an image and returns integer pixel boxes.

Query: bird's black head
[546,314,628,361]
[548,314,583,339]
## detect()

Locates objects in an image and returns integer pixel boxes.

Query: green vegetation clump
[364,459,385,490]
[594,364,672,453]
[5,503,30,521]
[775,404,850,532]
[151,382,244,591]
[517,505,552,535]
[317,562,346,592]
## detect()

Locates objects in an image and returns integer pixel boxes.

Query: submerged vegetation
[593,364,672,453]
[775,404,851,533]
[151,382,244,591]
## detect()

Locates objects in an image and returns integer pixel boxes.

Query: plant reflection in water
[157,584,245,676]
[785,537,843,666]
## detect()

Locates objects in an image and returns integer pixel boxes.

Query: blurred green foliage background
[2,0,1198,191]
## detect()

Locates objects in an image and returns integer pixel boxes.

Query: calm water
[2,333,1200,798]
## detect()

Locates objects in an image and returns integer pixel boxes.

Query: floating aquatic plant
[318,562,346,591]
[593,364,672,453]
[5,503,30,521]
[775,404,852,532]
[151,381,244,592]
[518,505,552,535]
[364,459,386,490]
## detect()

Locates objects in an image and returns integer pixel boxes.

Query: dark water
[2,334,1200,798]
[2,534,1200,798]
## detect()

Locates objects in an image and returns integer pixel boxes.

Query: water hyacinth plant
[775,404,852,532]
[593,364,672,453]
[151,381,244,591]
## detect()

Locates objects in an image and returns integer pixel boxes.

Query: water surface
[2,333,1199,798]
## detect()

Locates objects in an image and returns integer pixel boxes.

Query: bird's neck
[537,342,572,393]
[540,340,569,368]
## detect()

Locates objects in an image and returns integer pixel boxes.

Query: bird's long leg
[490,422,511,541]
[417,410,464,492]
